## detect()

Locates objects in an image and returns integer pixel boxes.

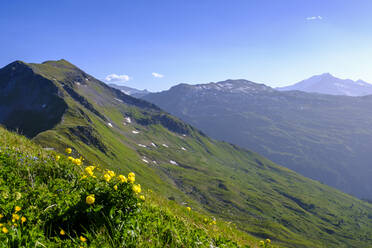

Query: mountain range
[277,73,372,96]
[1,60,372,247]
[108,83,150,98]
[143,79,372,201]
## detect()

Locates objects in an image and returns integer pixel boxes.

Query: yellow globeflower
[259,240,265,246]
[60,229,66,235]
[118,175,127,183]
[73,158,82,166]
[186,207,191,212]
[132,184,141,194]
[12,213,20,220]
[55,155,60,161]
[21,217,26,224]
[107,170,115,177]
[139,195,145,200]
[86,194,95,205]
[104,173,112,182]
[266,238,271,243]
[80,236,87,242]
[128,173,135,183]
[2,227,8,233]
[85,166,94,176]
[0,213,3,219]
[68,156,74,161]
[15,206,21,212]
[65,148,72,154]
[114,185,118,191]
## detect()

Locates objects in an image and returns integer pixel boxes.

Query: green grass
[0,127,266,247]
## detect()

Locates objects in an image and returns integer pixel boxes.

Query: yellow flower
[68,156,74,161]
[85,166,95,176]
[128,172,135,183]
[113,185,118,191]
[13,223,17,227]
[266,238,271,243]
[86,194,95,205]
[0,224,2,227]
[132,184,141,194]
[15,206,21,212]
[73,158,82,166]
[0,214,3,219]
[118,175,127,183]
[21,217,26,224]
[55,155,60,161]
[81,175,87,180]
[139,195,145,200]
[80,236,87,242]
[12,213,20,220]
[65,148,72,154]
[107,170,115,177]
[60,229,65,235]
[104,173,112,182]
[186,207,191,212]
[2,227,8,233]
[259,240,265,246]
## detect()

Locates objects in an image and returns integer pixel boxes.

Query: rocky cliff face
[0,61,67,137]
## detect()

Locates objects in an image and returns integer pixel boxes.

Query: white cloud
[105,74,130,83]
[152,72,164,78]
[306,16,323,21]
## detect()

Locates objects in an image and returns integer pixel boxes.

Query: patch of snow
[151,142,157,147]
[181,147,187,151]
[138,144,146,148]
[152,161,157,164]
[121,90,130,95]
[76,82,81,86]
[114,98,123,103]
[182,134,187,137]
[107,123,113,127]
[41,104,47,108]
[85,78,89,81]
[124,117,132,123]
[170,160,178,165]
[132,130,139,134]
[162,144,169,148]
[142,158,149,163]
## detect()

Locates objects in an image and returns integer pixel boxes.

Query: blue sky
[1,0,372,91]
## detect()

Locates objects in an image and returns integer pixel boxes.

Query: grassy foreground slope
[0,127,265,248]
[0,60,372,247]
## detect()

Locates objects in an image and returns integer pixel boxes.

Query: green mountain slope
[0,126,259,247]
[1,60,372,248]
[143,80,372,200]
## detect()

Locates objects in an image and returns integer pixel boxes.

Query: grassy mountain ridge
[143,79,372,200]
[1,60,371,247]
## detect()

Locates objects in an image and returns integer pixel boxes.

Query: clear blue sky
[1,0,372,91]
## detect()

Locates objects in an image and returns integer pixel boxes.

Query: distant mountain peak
[170,79,274,94]
[278,73,372,96]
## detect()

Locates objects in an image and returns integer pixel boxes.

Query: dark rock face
[68,126,107,154]
[0,61,67,137]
